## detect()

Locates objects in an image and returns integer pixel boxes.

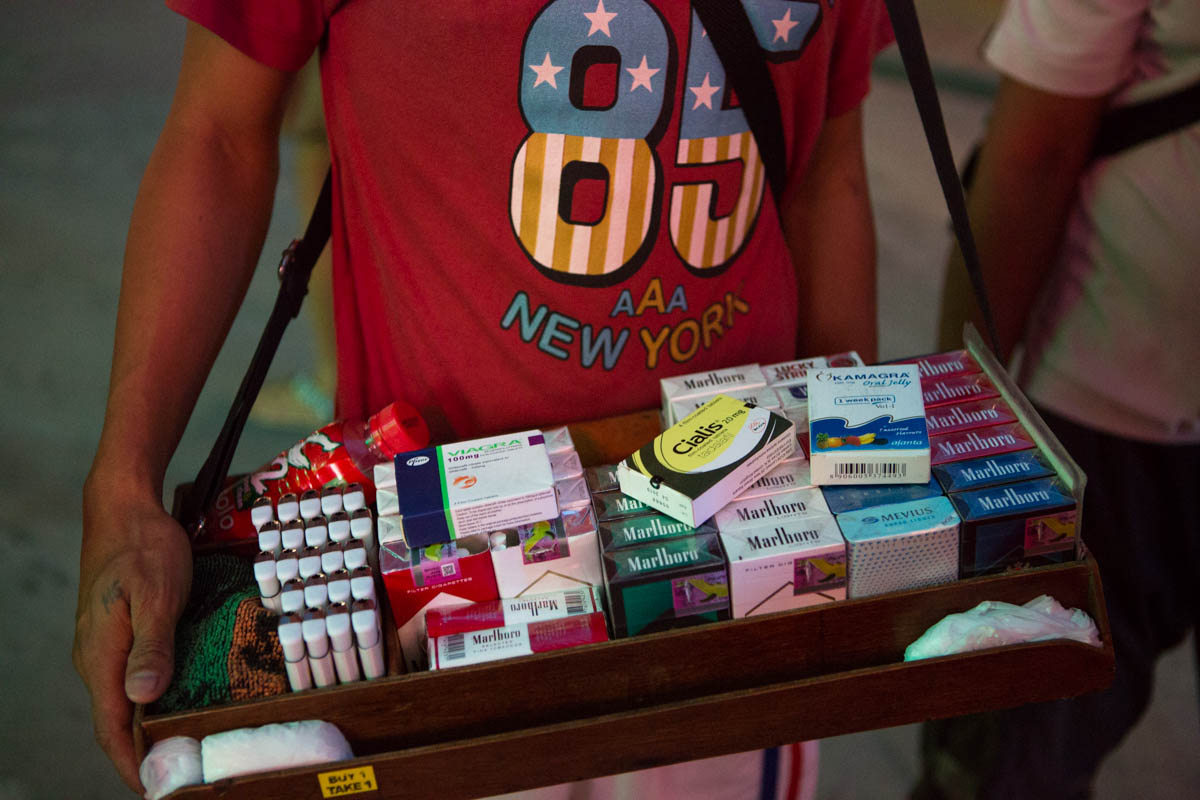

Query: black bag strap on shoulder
[879,0,1000,354]
[1090,77,1200,160]
[181,170,334,536]
[700,0,1001,353]
[692,0,787,204]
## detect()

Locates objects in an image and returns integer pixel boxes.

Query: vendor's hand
[74,474,192,792]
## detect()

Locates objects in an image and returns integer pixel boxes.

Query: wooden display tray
[144,406,1113,799]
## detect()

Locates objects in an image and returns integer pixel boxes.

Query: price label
[318,766,378,797]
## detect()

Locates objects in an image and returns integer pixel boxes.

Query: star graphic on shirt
[529,52,564,89]
[772,8,801,43]
[689,72,721,110]
[584,0,617,37]
[626,55,659,93]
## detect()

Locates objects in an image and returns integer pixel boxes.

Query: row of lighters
[249,348,1078,685]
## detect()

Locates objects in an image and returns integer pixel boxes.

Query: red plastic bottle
[197,401,430,548]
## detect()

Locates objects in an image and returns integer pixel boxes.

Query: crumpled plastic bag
[140,736,203,800]
[201,719,353,782]
[904,594,1101,661]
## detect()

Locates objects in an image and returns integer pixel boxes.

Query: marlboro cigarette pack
[489,515,603,598]
[930,422,1036,466]
[425,587,599,638]
[720,515,847,618]
[599,512,716,550]
[429,613,609,670]
[618,395,795,528]
[950,477,1078,578]
[933,449,1056,494]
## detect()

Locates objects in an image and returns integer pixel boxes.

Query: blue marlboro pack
[933,450,1056,494]
[950,477,1078,578]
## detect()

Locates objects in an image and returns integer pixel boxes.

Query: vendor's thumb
[124,603,175,704]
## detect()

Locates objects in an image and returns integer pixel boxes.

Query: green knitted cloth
[151,554,286,714]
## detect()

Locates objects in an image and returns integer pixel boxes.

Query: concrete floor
[1,2,1195,799]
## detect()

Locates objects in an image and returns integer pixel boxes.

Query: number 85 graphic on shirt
[510,0,819,286]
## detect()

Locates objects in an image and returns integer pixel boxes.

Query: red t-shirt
[169,0,890,439]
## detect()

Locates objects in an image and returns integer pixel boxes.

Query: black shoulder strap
[1091,78,1200,160]
[181,170,334,536]
[692,0,787,203]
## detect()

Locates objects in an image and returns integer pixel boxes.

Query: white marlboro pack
[668,386,781,427]
[714,487,832,532]
[808,365,931,485]
[659,364,766,419]
[720,514,847,617]
[429,613,609,670]
[378,527,498,672]
[375,430,557,548]
[425,587,599,638]
[733,460,814,502]
[489,513,603,598]
[619,395,796,528]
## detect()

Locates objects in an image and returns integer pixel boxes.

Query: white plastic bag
[201,719,353,782]
[904,594,1100,661]
[140,736,203,800]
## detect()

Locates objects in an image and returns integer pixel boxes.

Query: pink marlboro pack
[378,531,498,672]
[924,398,1019,436]
[425,587,600,638]
[894,349,981,380]
[930,422,1036,466]
[922,373,1001,408]
[429,613,609,670]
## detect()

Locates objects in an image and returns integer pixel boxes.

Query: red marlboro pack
[922,373,1000,408]
[379,533,499,672]
[894,349,981,380]
[930,422,1036,466]
[925,398,1018,436]
[425,587,599,638]
[429,613,609,670]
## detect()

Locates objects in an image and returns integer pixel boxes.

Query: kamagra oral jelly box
[599,512,716,551]
[489,515,604,598]
[834,496,961,598]
[921,373,1000,408]
[602,531,730,638]
[619,395,795,528]
[924,397,1018,436]
[808,365,930,485]
[382,430,557,548]
[930,422,1036,466]
[950,477,1078,578]
[933,449,1056,494]
[819,476,945,515]
[719,514,847,618]
[891,349,981,380]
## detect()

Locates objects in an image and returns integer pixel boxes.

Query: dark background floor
[1,2,1195,798]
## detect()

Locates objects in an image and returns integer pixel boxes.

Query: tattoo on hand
[101,579,127,614]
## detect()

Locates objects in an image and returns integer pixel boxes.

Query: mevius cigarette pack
[429,613,609,670]
[950,477,1077,578]
[808,365,930,485]
[599,512,716,550]
[819,477,944,515]
[713,487,832,532]
[378,530,498,672]
[425,587,599,637]
[378,430,557,548]
[835,496,961,598]
[489,515,603,598]
[602,532,730,638]
[932,450,1056,494]
[618,395,795,528]
[720,515,847,617]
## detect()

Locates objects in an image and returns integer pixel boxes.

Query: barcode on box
[440,563,456,577]
[565,590,586,615]
[835,463,906,479]
[444,634,466,661]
